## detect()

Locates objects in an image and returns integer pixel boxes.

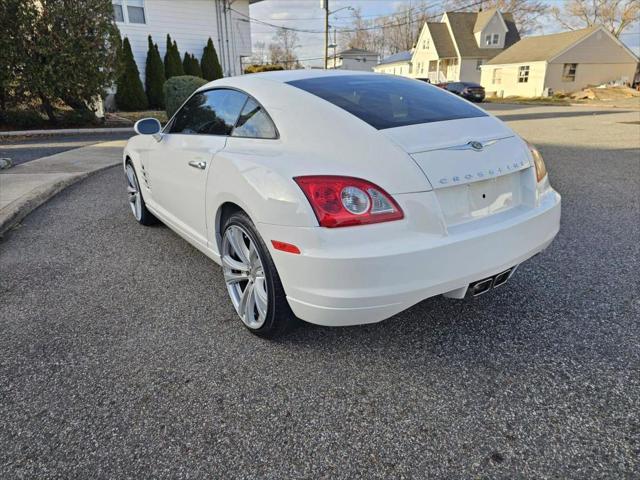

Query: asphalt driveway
[0,132,133,166]
[1,105,638,478]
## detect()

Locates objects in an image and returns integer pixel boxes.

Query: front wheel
[125,162,157,226]
[221,212,297,338]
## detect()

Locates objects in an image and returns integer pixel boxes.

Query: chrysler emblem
[469,141,483,151]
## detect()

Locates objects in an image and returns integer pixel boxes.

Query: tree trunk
[40,94,57,124]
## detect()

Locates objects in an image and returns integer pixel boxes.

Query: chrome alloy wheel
[222,225,269,329]
[125,164,142,221]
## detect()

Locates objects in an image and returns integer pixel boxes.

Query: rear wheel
[221,211,296,338]
[125,162,157,226]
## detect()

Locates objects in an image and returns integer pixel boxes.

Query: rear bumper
[259,188,561,327]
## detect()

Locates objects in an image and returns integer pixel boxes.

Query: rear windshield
[287,74,486,130]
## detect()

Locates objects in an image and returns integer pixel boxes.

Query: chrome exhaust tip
[493,269,512,288]
[469,266,517,297]
[471,278,493,296]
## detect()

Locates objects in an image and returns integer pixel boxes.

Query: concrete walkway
[0,140,125,237]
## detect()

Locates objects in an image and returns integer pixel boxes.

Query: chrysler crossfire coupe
[123,70,561,338]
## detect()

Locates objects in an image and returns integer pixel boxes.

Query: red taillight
[294,176,404,228]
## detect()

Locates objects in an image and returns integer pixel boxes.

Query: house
[328,48,379,71]
[374,51,413,76]
[480,26,640,97]
[374,8,520,83]
[112,0,262,79]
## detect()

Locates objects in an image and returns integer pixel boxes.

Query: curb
[0,163,119,238]
[0,127,133,138]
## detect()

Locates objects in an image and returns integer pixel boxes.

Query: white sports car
[123,70,561,338]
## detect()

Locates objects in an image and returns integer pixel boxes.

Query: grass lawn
[484,96,572,106]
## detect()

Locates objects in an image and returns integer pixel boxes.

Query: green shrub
[164,75,207,118]
[116,37,148,111]
[0,109,48,130]
[244,64,284,74]
[145,36,165,109]
[201,38,223,81]
[164,35,184,79]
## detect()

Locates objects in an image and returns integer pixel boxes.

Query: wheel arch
[215,201,248,253]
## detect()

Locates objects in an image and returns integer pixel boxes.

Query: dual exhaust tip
[470,267,515,297]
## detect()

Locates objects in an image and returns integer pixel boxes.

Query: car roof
[200,69,382,90]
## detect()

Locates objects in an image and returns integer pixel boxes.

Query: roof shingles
[487,26,601,65]
[428,22,457,58]
[446,11,520,58]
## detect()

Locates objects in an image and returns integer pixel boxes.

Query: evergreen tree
[191,55,203,78]
[183,52,202,78]
[201,38,223,81]
[116,37,148,111]
[182,52,190,76]
[164,34,184,79]
[145,36,165,109]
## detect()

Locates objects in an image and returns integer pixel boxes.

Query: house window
[112,1,124,22]
[486,34,499,46]
[518,65,530,83]
[113,0,146,24]
[492,68,502,84]
[476,59,484,71]
[127,0,146,24]
[562,63,577,82]
[423,39,430,50]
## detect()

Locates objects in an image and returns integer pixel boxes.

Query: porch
[427,57,458,83]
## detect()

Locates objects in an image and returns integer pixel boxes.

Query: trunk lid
[383,116,534,227]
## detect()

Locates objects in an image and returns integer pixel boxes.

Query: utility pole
[333,27,337,69]
[322,0,329,69]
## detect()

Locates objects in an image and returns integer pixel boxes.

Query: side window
[232,98,278,139]
[169,89,247,135]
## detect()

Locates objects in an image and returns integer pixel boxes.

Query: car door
[148,88,247,247]
[445,83,463,95]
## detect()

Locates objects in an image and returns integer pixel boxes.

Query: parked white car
[123,70,561,337]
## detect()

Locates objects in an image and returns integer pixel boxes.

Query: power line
[231,0,484,35]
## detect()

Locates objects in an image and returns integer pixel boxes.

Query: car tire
[125,162,157,226]
[221,211,297,338]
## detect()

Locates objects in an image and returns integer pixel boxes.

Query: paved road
[1,106,639,478]
[0,132,133,166]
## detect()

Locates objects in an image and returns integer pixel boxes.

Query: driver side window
[169,89,247,135]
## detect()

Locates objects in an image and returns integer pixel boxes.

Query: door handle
[188,160,207,170]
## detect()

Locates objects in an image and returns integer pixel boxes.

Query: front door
[147,88,248,247]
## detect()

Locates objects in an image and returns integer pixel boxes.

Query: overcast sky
[247,0,640,67]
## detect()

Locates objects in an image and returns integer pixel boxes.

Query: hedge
[164,75,207,119]
[244,64,285,74]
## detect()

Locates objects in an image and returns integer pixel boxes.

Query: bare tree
[248,41,267,65]
[340,1,434,57]
[550,0,639,37]
[445,0,549,34]
[382,1,434,53]
[268,27,299,69]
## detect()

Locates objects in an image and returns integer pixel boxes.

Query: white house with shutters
[374,9,520,84]
[112,0,263,79]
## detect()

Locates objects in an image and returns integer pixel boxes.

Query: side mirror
[134,118,162,136]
